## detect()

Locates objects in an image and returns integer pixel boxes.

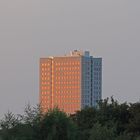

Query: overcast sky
[0,0,140,117]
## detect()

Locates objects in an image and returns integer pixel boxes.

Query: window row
[53,62,80,65]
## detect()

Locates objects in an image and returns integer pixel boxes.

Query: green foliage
[0,111,20,140]
[89,123,115,140]
[127,103,140,136]
[115,134,132,140]
[71,107,97,140]
[71,107,97,130]
[72,97,140,139]
[39,108,77,140]
[0,105,42,140]
[0,98,140,140]
[0,111,19,130]
[136,136,140,140]
[97,97,130,134]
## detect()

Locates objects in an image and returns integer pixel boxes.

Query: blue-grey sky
[0,0,140,117]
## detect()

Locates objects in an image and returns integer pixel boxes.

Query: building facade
[40,50,102,114]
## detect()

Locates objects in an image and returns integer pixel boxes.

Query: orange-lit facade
[40,50,102,114]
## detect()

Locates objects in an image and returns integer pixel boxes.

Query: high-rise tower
[40,50,102,114]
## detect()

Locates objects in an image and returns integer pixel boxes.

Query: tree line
[0,97,140,140]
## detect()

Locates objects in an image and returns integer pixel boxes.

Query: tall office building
[40,50,102,114]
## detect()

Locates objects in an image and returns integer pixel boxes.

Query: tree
[89,123,115,140]
[71,107,97,140]
[71,107,97,130]
[127,102,140,137]
[0,105,42,140]
[0,111,20,140]
[0,111,19,130]
[0,98,139,140]
[39,108,77,140]
[97,97,131,134]
[19,104,43,140]
[115,134,131,140]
